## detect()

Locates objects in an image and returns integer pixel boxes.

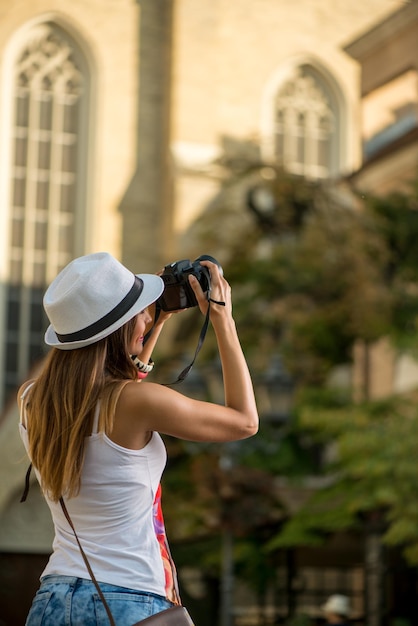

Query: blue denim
[25,575,175,625]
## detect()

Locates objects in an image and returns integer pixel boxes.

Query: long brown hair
[25,317,138,502]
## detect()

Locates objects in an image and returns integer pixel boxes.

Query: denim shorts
[25,575,175,625]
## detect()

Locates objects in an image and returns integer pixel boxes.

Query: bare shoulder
[116,378,197,423]
[111,380,178,448]
[117,379,174,409]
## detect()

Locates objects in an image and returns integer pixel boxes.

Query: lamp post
[219,449,234,626]
[364,511,386,626]
[219,355,293,626]
[177,354,293,626]
[246,185,278,234]
[256,355,293,426]
[255,356,294,623]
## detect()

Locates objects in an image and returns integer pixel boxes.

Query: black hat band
[56,276,144,343]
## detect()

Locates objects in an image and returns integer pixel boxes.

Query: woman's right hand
[188,260,232,319]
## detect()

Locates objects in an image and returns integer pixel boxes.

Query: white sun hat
[322,594,350,617]
[44,252,164,350]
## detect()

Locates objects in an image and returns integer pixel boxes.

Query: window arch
[262,61,343,179]
[1,21,90,406]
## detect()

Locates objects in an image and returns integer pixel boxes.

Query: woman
[18,251,259,625]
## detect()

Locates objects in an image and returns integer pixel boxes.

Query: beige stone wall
[0,0,404,262]
[362,70,418,141]
[347,3,418,196]
[119,0,174,273]
[357,10,418,97]
[173,0,399,144]
[352,338,395,402]
[171,0,402,237]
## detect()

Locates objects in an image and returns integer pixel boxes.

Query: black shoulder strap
[20,463,33,503]
[20,466,116,625]
[59,497,116,626]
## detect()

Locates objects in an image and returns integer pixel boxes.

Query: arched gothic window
[2,22,88,406]
[274,65,337,179]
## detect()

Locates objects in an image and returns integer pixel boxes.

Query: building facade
[0,0,174,410]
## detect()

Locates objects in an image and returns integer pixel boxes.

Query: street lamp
[246,185,278,234]
[218,355,294,626]
[256,355,293,426]
[172,359,234,626]
[246,169,311,237]
[174,355,294,625]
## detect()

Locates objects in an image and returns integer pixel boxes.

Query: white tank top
[19,388,176,600]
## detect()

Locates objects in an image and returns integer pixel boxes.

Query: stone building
[346,0,418,404]
[0,1,415,624]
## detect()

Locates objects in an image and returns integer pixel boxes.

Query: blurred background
[1,0,418,624]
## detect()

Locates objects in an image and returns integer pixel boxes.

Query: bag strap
[59,497,116,626]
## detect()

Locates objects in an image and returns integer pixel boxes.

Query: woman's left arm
[138,306,173,365]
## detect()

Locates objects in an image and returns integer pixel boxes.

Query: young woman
[18,251,259,625]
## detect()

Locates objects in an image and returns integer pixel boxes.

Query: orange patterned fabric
[153,483,181,605]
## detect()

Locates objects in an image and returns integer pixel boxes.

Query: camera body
[157,255,221,311]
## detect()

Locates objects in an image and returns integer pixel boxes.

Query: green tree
[183,164,393,385]
[272,389,418,565]
[268,180,418,564]
[162,163,418,619]
[364,183,418,352]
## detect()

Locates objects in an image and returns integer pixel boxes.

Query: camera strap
[164,309,210,385]
[145,297,225,386]
[165,297,226,385]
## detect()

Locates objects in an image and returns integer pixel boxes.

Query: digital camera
[157,255,221,312]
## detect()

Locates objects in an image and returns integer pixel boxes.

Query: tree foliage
[164,163,418,606]
[364,183,418,353]
[183,165,396,385]
[273,390,418,564]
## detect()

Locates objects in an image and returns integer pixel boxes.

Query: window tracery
[274,66,336,178]
[4,23,86,402]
